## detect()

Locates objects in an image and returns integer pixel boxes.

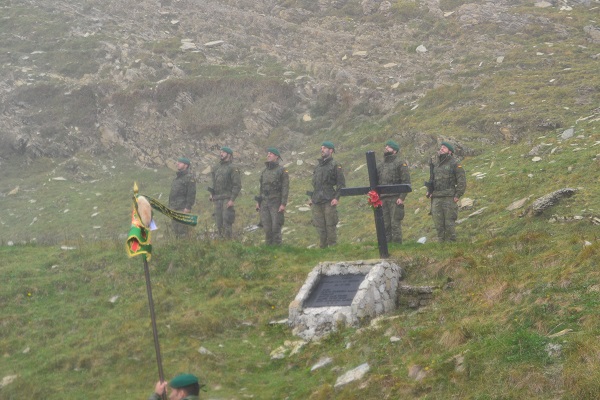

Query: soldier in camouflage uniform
[426,141,466,242]
[168,157,196,238]
[309,141,346,248]
[210,147,241,239]
[377,140,411,244]
[256,147,289,245]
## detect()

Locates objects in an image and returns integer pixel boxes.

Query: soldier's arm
[280,168,289,206]
[399,161,411,201]
[230,168,242,201]
[333,164,346,200]
[185,177,197,211]
[454,163,466,198]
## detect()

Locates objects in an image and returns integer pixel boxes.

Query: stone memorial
[289,259,404,340]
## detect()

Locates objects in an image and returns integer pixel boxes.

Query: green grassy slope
[2,134,600,398]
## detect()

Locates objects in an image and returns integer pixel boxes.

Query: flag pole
[142,254,167,400]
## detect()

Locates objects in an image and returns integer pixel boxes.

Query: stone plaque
[304,274,366,308]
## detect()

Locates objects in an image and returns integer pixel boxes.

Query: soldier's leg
[324,203,338,247]
[312,203,328,248]
[223,205,235,239]
[443,198,459,241]
[172,219,189,238]
[431,198,446,242]
[381,198,393,243]
[260,202,273,244]
[214,200,224,236]
[270,199,284,245]
[391,202,405,244]
[274,210,284,245]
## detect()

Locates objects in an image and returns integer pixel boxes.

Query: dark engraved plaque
[304,274,367,308]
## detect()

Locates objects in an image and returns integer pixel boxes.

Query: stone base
[289,260,404,341]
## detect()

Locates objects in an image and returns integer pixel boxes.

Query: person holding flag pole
[126,182,201,399]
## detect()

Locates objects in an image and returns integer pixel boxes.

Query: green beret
[267,147,281,157]
[177,157,191,165]
[221,146,233,155]
[441,141,455,153]
[170,374,199,388]
[385,140,400,152]
[321,141,335,150]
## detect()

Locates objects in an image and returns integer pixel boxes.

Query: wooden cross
[340,151,412,258]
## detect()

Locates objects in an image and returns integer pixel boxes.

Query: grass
[2,127,600,398]
[1,1,600,398]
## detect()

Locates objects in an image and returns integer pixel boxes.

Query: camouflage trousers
[171,217,190,238]
[260,198,285,245]
[312,202,338,248]
[381,197,404,244]
[431,197,458,242]
[214,199,235,239]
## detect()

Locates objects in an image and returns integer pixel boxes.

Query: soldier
[168,157,196,238]
[426,141,466,242]
[256,147,289,245]
[209,146,241,239]
[309,141,346,248]
[149,373,204,400]
[377,140,411,244]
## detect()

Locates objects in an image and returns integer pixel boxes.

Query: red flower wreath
[367,190,382,210]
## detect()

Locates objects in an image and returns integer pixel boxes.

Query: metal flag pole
[142,254,167,400]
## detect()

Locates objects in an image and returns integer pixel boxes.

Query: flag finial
[133,182,139,195]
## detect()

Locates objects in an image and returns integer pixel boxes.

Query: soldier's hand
[278,204,286,212]
[331,199,339,206]
[255,203,260,211]
[227,200,234,208]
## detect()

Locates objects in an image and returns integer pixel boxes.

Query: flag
[126,194,153,260]
[125,183,199,260]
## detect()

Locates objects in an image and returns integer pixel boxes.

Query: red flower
[367,190,382,209]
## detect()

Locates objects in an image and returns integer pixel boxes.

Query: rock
[310,357,333,371]
[198,346,215,356]
[0,375,18,388]
[521,188,578,217]
[458,198,474,209]
[204,40,225,47]
[408,364,427,381]
[534,1,553,8]
[561,128,574,140]
[334,363,370,388]
[416,45,427,53]
[506,197,529,211]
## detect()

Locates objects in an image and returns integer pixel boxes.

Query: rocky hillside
[0,0,598,172]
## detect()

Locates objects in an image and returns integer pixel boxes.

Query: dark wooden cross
[340,151,412,258]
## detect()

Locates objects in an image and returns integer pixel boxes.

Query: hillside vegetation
[1,0,600,399]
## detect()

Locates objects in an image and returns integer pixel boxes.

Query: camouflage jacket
[168,168,196,211]
[259,161,289,205]
[311,156,345,204]
[430,154,466,198]
[211,159,242,201]
[377,154,411,200]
